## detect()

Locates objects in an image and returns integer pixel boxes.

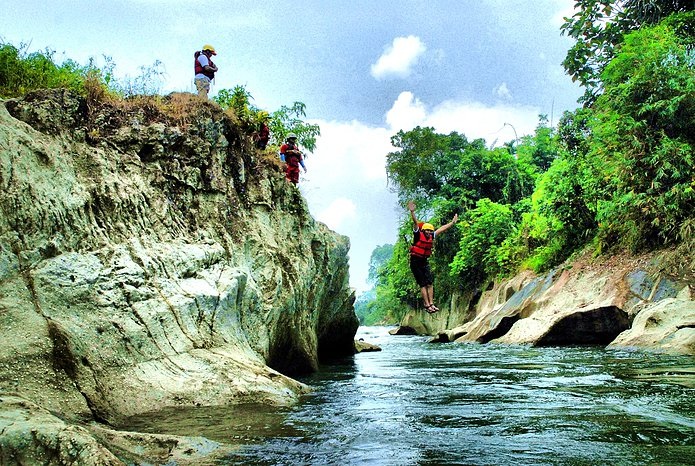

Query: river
[124,326,695,465]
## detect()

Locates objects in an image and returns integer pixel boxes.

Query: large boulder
[609,293,695,354]
[0,395,121,465]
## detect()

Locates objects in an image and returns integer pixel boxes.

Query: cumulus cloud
[493,82,512,101]
[370,35,427,80]
[301,119,399,286]
[385,91,427,133]
[316,198,357,230]
[383,91,540,143]
[550,0,577,27]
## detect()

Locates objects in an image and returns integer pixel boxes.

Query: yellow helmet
[202,44,217,55]
[422,223,435,231]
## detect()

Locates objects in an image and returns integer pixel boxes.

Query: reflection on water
[121,326,695,465]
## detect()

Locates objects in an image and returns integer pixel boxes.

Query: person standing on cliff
[253,112,271,150]
[280,133,306,185]
[194,44,218,99]
[407,200,458,314]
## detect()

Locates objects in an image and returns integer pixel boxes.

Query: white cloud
[370,35,427,80]
[301,120,399,292]
[316,198,357,231]
[385,91,427,133]
[550,0,577,27]
[493,82,513,101]
[383,91,540,144]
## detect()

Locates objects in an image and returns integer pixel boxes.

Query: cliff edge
[0,89,358,462]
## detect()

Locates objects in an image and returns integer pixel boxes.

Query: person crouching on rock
[407,200,458,314]
[280,133,306,185]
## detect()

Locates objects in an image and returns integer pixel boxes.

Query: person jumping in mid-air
[407,200,458,314]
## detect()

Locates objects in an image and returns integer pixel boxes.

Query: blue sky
[3,0,582,293]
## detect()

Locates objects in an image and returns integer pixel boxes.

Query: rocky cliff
[405,245,695,355]
[0,90,358,463]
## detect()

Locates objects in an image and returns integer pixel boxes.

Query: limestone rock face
[0,395,122,465]
[0,90,358,428]
[609,295,695,354]
[454,249,694,355]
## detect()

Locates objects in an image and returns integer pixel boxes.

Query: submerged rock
[354,340,382,352]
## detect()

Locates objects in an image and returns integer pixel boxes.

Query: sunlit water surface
[123,326,695,465]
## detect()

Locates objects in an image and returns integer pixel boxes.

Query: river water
[124,326,695,465]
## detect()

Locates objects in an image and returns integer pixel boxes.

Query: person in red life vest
[280,133,307,185]
[194,44,218,99]
[254,112,271,149]
[407,200,458,314]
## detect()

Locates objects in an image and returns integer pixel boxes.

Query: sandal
[425,304,438,314]
[430,304,440,312]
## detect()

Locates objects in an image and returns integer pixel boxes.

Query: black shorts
[410,255,433,287]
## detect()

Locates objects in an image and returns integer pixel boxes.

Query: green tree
[561,0,695,103]
[269,102,321,153]
[367,244,394,285]
[515,115,559,174]
[588,18,695,250]
[214,85,321,153]
[450,199,516,282]
[386,127,534,210]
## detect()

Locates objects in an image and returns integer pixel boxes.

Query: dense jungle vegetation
[358,1,695,325]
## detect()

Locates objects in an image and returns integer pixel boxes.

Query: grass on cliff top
[1,42,253,132]
[0,42,90,98]
[0,41,300,170]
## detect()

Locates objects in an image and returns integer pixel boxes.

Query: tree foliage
[561,0,695,103]
[214,86,321,153]
[450,199,516,281]
[589,19,695,250]
[0,42,94,97]
[367,244,394,285]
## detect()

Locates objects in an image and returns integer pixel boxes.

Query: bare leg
[420,287,431,308]
[426,285,438,311]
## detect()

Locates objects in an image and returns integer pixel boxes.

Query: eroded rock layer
[0,90,358,432]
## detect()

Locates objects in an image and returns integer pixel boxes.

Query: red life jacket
[194,51,216,80]
[283,142,300,167]
[410,229,433,257]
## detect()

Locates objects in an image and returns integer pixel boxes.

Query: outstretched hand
[452,213,458,224]
[407,200,415,212]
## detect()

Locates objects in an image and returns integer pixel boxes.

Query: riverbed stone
[354,340,382,352]
[609,298,695,354]
[0,395,120,465]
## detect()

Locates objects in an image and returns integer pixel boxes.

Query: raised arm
[435,213,458,235]
[407,201,419,228]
